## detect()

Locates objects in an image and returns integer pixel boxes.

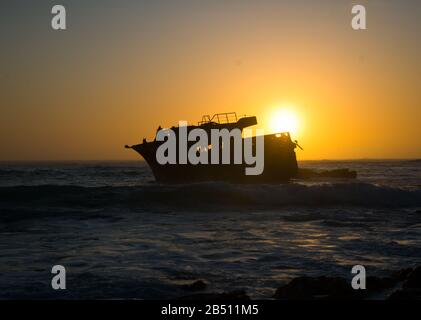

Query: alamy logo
[351,265,366,290]
[155,121,264,176]
[51,5,66,30]
[51,265,66,290]
[351,5,367,30]
[49,4,367,32]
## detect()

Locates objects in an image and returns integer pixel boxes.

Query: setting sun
[268,109,299,136]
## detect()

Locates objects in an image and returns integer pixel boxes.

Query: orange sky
[1,1,420,160]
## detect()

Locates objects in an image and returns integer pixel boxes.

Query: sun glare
[268,109,299,136]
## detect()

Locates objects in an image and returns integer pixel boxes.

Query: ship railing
[198,112,238,125]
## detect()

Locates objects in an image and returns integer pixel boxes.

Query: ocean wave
[0,182,420,211]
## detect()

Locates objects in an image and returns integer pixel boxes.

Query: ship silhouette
[125,112,299,183]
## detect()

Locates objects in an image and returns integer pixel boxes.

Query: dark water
[0,160,420,299]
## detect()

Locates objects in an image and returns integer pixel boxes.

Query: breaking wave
[0,182,420,212]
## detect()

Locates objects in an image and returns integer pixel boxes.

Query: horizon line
[0,158,420,163]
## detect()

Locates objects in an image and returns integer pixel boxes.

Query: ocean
[0,160,420,299]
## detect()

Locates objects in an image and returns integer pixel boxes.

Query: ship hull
[128,133,298,183]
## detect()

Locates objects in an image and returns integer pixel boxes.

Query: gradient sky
[1,0,420,160]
